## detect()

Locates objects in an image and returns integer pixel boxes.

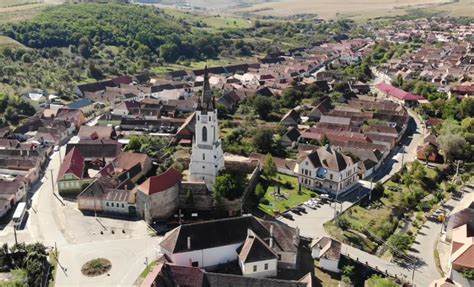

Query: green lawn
[258,173,316,216]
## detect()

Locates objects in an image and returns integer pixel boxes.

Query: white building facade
[189,68,225,190]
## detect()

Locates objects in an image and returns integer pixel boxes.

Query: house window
[209,116,211,121]
[111,203,114,207]
[122,203,124,208]
[253,265,257,272]
[192,261,199,267]
[106,202,109,207]
[203,153,205,161]
[202,126,208,142]
[330,174,333,180]
[264,263,268,270]
[278,254,281,260]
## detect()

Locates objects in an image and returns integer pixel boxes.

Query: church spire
[199,66,214,112]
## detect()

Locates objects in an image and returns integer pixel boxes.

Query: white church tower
[189,67,225,190]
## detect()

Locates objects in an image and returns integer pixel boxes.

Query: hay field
[231,0,473,19]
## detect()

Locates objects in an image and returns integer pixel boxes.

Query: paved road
[277,107,434,286]
[407,198,459,287]
[11,147,160,287]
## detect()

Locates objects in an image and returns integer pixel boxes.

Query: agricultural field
[227,0,472,20]
[0,36,25,49]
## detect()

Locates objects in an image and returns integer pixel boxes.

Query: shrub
[391,172,401,183]
[282,181,293,189]
[260,198,270,205]
[310,193,316,198]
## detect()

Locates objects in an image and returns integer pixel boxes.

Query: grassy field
[0,0,43,8]
[0,36,25,49]
[258,173,316,216]
[229,0,472,20]
[163,8,253,30]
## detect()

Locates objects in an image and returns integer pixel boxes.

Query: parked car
[295,206,306,213]
[290,208,301,215]
[282,213,293,220]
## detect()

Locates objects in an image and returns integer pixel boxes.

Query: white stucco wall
[241,258,277,278]
[164,243,242,269]
[320,258,340,273]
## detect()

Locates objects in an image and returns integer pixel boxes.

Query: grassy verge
[325,163,444,254]
[314,266,340,287]
[48,251,59,287]
[258,173,316,216]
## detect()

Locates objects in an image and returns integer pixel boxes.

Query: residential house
[107,152,152,183]
[429,277,462,287]
[159,215,301,271]
[308,97,332,121]
[67,98,96,116]
[66,140,122,165]
[250,153,298,176]
[280,127,301,148]
[446,193,474,242]
[78,126,117,141]
[281,110,301,127]
[311,237,341,273]
[238,229,278,278]
[113,101,140,116]
[217,91,240,112]
[0,176,27,206]
[298,145,359,196]
[417,142,443,163]
[55,108,86,130]
[449,224,474,275]
[22,91,48,110]
[135,167,182,222]
[102,189,135,215]
[141,261,310,287]
[374,82,425,106]
[57,147,89,194]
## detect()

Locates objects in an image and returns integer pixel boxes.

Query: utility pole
[368,180,373,201]
[13,226,18,245]
[400,146,405,169]
[50,169,55,193]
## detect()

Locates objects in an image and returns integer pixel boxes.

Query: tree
[372,182,385,199]
[388,233,412,255]
[253,96,273,120]
[438,133,468,162]
[254,183,266,201]
[252,128,273,154]
[213,173,238,202]
[342,264,355,279]
[78,36,91,58]
[263,154,277,180]
[460,97,474,118]
[461,117,474,133]
[159,42,179,62]
[423,144,435,165]
[401,173,414,191]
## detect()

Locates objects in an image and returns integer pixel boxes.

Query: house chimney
[187,236,191,250]
[269,224,274,248]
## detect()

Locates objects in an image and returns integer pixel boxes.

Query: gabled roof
[283,127,301,142]
[137,167,181,196]
[57,147,85,181]
[312,236,341,261]
[160,215,299,254]
[238,230,278,263]
[67,98,94,109]
[375,82,425,101]
[78,126,115,140]
[302,145,354,172]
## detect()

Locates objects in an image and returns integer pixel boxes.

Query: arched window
[202,126,208,142]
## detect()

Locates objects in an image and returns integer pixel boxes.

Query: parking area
[276,185,370,239]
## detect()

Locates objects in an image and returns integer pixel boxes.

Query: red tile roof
[375,82,425,101]
[57,147,85,181]
[138,168,182,195]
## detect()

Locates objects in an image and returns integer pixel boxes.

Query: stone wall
[179,181,213,210]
